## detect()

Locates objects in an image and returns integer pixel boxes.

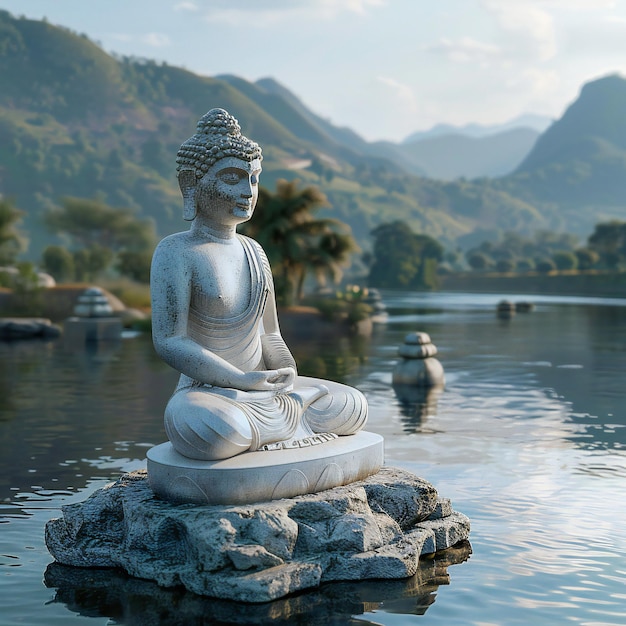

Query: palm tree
[0,198,26,266]
[306,230,360,298]
[242,179,359,304]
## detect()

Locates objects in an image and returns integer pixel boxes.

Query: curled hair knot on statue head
[175,108,262,182]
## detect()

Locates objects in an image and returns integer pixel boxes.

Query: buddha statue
[150,108,368,462]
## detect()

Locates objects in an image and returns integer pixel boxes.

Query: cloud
[482,0,556,61]
[425,37,501,64]
[561,13,626,57]
[173,1,199,11]
[330,0,386,15]
[507,67,560,97]
[376,76,417,113]
[141,33,171,47]
[107,32,171,47]
[541,0,616,8]
[202,0,385,26]
[108,33,132,43]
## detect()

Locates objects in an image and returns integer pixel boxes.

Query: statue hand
[237,367,295,392]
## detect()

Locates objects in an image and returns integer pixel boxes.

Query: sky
[2,0,626,142]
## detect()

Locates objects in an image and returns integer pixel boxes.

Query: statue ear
[178,169,197,221]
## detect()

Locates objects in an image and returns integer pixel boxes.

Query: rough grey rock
[0,317,61,339]
[45,466,470,603]
[44,541,472,623]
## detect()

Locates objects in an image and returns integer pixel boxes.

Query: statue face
[195,157,262,226]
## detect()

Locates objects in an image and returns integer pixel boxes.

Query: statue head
[176,109,263,220]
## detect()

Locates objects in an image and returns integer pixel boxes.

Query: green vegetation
[464,231,580,274]
[0,261,44,315]
[461,219,626,276]
[0,8,595,269]
[242,180,359,304]
[305,285,373,326]
[0,198,27,265]
[367,221,444,290]
[588,220,626,269]
[494,74,626,233]
[42,197,156,282]
[4,10,626,300]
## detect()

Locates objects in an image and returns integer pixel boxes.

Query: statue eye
[219,171,242,185]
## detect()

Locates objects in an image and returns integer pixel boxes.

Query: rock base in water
[45,467,470,603]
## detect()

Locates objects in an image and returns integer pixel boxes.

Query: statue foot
[289,384,329,409]
[259,432,338,451]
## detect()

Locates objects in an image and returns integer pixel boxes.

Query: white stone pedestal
[147,431,384,505]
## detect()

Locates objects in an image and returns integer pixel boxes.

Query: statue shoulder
[238,234,268,260]
[152,232,191,269]
[154,231,190,253]
[238,234,272,281]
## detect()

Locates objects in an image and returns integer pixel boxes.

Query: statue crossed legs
[150,109,368,463]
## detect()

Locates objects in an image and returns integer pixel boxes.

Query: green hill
[6,10,626,264]
[505,74,626,207]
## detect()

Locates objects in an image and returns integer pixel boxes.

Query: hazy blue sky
[2,0,625,141]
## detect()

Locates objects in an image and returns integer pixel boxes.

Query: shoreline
[438,270,626,299]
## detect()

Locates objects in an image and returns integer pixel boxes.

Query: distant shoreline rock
[0,317,61,339]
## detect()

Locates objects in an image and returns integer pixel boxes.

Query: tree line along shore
[439,270,626,299]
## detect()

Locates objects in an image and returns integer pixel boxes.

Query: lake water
[2,291,626,625]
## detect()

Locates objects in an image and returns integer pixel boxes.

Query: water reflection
[288,331,371,381]
[392,383,444,433]
[381,292,626,453]
[43,543,471,625]
[0,336,173,504]
[4,291,626,625]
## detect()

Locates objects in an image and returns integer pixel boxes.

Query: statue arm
[151,237,292,391]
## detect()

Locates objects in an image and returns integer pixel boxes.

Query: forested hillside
[489,74,626,236]
[2,10,626,262]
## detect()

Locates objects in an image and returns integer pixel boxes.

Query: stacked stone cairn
[64,287,122,343]
[392,332,445,388]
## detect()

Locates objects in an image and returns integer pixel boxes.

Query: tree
[0,198,27,265]
[496,258,515,273]
[241,180,358,303]
[536,258,556,273]
[368,221,443,289]
[307,231,359,295]
[116,250,152,283]
[516,258,535,272]
[552,250,578,271]
[575,247,600,270]
[44,197,157,281]
[73,245,114,281]
[465,229,580,274]
[588,221,626,269]
[42,245,74,282]
[467,251,492,271]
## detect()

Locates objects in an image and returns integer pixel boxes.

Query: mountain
[404,114,553,143]
[500,74,626,225]
[395,127,540,180]
[1,10,550,260]
[4,10,626,264]
[395,113,551,180]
